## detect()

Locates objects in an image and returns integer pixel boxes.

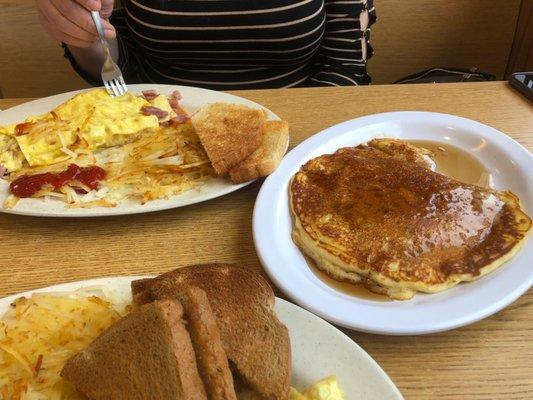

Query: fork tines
[104,76,128,98]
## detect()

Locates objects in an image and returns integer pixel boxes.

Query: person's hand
[36,0,116,48]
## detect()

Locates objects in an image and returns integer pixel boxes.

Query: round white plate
[0,84,280,217]
[0,276,402,400]
[253,111,533,335]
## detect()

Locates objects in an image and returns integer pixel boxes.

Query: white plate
[253,111,533,335]
[0,276,402,400]
[0,84,280,217]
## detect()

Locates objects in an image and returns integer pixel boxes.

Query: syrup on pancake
[290,139,531,300]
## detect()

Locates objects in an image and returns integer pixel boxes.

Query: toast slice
[132,264,291,400]
[182,286,237,400]
[228,120,289,183]
[233,372,269,400]
[61,300,207,400]
[192,103,266,175]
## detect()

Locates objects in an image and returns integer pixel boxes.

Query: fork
[90,11,128,97]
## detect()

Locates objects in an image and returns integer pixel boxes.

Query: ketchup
[10,164,106,198]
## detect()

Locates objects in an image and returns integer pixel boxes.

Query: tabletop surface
[1,81,532,399]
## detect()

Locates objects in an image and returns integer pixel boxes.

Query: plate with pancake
[0,264,402,399]
[253,111,532,335]
[0,84,289,217]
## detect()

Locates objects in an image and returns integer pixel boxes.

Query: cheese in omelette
[4,89,174,169]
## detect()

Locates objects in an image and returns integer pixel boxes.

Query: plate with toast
[0,264,402,399]
[0,84,289,217]
[254,111,532,335]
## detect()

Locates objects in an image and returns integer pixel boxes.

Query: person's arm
[309,0,376,86]
[36,0,117,82]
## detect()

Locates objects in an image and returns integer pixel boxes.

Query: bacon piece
[168,97,179,110]
[171,113,189,124]
[168,90,189,123]
[142,89,160,100]
[169,100,190,123]
[171,90,182,101]
[169,97,178,109]
[14,121,34,136]
[141,106,168,118]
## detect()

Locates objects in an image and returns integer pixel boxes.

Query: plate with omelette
[0,84,289,217]
[253,111,532,335]
[0,267,402,399]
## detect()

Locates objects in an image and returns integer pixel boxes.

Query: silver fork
[90,11,128,97]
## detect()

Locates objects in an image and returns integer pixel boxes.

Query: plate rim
[0,275,403,400]
[253,111,533,335]
[0,84,280,218]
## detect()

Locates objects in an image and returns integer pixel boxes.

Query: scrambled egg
[291,376,346,400]
[4,89,175,169]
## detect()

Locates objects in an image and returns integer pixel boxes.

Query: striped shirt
[67,0,376,90]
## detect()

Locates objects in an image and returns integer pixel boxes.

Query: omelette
[11,89,167,168]
[290,139,532,300]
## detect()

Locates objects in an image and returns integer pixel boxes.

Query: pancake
[290,140,532,300]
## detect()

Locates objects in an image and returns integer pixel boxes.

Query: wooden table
[1,82,532,399]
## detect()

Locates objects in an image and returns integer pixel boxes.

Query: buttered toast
[229,120,289,183]
[192,103,266,175]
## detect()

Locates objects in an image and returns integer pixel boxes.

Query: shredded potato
[101,123,214,205]
[0,289,129,399]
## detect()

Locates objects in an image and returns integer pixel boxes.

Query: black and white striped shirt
[68,0,376,89]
